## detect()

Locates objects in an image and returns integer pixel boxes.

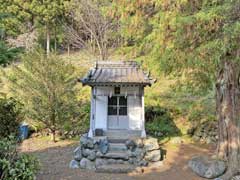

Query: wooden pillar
[93,87,96,131]
[88,87,95,137]
[141,87,146,138]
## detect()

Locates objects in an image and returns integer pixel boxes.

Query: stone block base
[69,134,163,173]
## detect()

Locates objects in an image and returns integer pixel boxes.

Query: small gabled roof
[80,61,155,86]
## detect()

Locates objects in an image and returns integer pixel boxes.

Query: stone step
[108,138,128,143]
[104,130,141,139]
[96,151,129,160]
[109,143,127,151]
[95,164,139,173]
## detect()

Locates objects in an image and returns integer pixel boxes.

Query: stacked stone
[69,134,108,170]
[125,137,161,166]
[69,134,162,171]
[188,121,218,144]
[143,138,162,162]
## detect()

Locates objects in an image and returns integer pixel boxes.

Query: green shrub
[0,136,39,180]
[0,41,22,66]
[0,97,22,138]
[145,106,181,138]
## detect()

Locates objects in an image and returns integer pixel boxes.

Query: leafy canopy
[0,0,71,36]
[114,0,240,92]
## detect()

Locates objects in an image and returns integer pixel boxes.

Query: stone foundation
[69,134,163,172]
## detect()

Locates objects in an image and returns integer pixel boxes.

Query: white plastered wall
[126,86,143,130]
[93,86,144,131]
[94,87,111,130]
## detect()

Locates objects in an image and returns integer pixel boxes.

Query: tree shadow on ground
[132,143,214,180]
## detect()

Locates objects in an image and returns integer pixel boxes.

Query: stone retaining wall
[188,121,218,144]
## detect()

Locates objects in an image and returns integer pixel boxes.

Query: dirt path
[20,137,214,180]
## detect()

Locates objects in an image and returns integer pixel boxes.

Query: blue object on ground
[19,124,29,140]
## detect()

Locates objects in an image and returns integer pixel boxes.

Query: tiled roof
[80,61,154,86]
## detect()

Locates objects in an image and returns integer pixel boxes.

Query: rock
[130,158,139,165]
[88,151,96,161]
[94,143,99,150]
[105,158,125,164]
[145,149,161,162]
[95,164,138,173]
[154,131,163,137]
[188,156,226,179]
[231,175,240,180]
[125,140,137,151]
[206,138,212,144]
[79,158,95,170]
[95,158,107,167]
[80,134,94,149]
[143,137,159,151]
[69,160,79,169]
[96,151,103,157]
[99,139,109,154]
[97,152,129,160]
[128,158,134,164]
[116,159,124,164]
[193,136,200,142]
[82,148,91,157]
[187,127,196,135]
[138,160,148,167]
[82,148,96,160]
[73,146,82,161]
[80,133,88,143]
[107,158,117,164]
[131,148,145,160]
[134,138,144,148]
[157,131,163,137]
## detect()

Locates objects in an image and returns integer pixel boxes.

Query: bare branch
[63,0,121,60]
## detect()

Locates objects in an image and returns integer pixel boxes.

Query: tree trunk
[54,26,57,52]
[67,43,70,56]
[46,25,50,55]
[51,129,56,143]
[50,105,56,142]
[216,60,240,179]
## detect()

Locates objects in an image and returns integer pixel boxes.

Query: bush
[0,41,22,67]
[0,97,22,138]
[0,136,39,180]
[145,106,181,138]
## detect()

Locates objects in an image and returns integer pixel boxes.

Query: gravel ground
[19,136,213,180]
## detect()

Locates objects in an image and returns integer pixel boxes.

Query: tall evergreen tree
[148,1,240,179]
[115,0,240,178]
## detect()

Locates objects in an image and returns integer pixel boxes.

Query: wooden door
[107,96,128,129]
